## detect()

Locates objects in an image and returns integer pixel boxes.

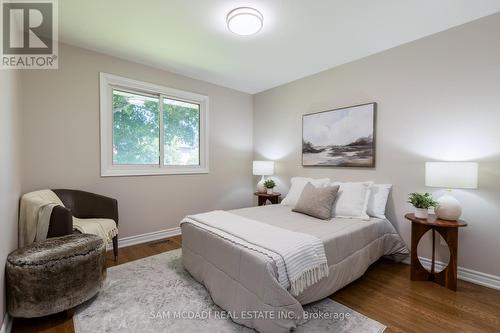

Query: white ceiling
[59,0,500,94]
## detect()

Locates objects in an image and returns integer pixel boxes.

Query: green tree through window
[113,90,159,164]
[164,98,200,166]
[112,90,200,166]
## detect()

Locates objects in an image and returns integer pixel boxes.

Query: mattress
[181,204,408,333]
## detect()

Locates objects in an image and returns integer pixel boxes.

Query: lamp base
[256,176,266,193]
[435,194,462,221]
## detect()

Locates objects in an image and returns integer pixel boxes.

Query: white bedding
[231,204,408,266]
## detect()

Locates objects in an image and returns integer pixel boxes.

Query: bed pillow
[281,177,330,206]
[367,184,392,219]
[292,183,340,220]
[331,181,373,220]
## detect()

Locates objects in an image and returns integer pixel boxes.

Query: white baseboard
[0,314,12,333]
[117,227,181,249]
[402,256,500,291]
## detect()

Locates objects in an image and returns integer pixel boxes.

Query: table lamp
[253,161,274,193]
[425,162,478,220]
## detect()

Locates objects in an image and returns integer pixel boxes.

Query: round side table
[254,192,281,206]
[405,213,467,291]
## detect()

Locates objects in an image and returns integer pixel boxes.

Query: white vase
[414,208,428,219]
[266,188,273,195]
[435,194,462,221]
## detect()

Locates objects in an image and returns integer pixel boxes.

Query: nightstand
[405,213,467,291]
[254,192,281,206]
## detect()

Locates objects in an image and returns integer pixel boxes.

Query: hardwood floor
[332,259,500,333]
[11,235,500,333]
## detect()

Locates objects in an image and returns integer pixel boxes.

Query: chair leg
[112,235,118,262]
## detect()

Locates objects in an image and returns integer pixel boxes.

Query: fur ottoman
[7,234,106,318]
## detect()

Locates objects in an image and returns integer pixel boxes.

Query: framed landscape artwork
[302,103,376,167]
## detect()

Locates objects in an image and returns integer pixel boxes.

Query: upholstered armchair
[47,189,119,260]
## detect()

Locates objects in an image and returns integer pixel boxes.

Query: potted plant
[407,192,438,219]
[264,179,276,195]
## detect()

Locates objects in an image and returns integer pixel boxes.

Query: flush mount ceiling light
[226,7,263,36]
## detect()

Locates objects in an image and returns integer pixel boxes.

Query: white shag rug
[74,249,385,333]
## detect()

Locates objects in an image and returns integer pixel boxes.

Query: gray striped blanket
[181,210,329,296]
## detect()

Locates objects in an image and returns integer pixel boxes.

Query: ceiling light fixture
[226,7,263,36]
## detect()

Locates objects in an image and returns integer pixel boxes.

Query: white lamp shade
[425,162,478,189]
[253,161,274,176]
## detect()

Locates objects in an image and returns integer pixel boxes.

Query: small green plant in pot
[408,192,438,219]
[264,179,276,195]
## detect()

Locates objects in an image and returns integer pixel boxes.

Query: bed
[181,204,408,333]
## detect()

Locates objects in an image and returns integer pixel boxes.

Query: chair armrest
[53,189,119,225]
[47,205,73,238]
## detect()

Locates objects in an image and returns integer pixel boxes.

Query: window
[100,73,208,176]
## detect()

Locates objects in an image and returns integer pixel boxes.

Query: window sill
[101,167,209,177]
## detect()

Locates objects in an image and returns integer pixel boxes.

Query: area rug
[74,249,385,333]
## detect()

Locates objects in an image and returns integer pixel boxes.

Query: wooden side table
[254,192,281,206]
[405,213,467,291]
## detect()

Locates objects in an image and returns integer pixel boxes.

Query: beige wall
[19,43,254,239]
[253,13,500,277]
[0,70,21,327]
[9,13,500,306]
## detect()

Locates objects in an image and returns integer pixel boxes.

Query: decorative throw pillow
[367,184,393,219]
[292,183,340,220]
[281,177,330,206]
[331,181,373,220]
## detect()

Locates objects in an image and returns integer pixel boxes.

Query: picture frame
[302,102,376,167]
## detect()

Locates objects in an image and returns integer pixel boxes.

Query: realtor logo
[1,0,58,69]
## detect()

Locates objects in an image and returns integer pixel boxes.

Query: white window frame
[99,72,209,177]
